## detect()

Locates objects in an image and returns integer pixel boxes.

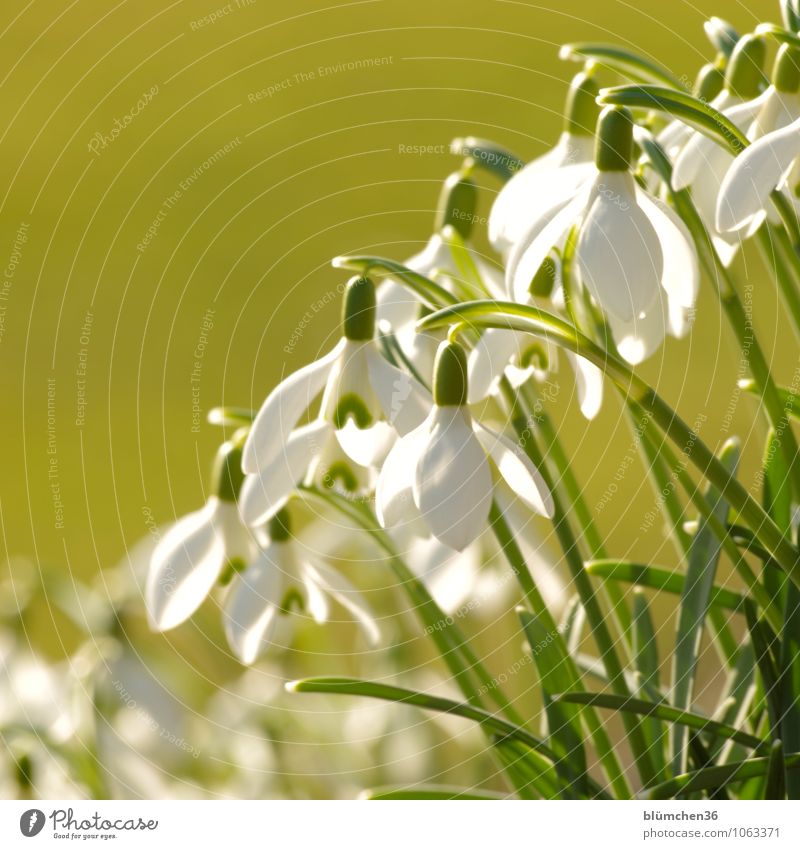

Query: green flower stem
[559,44,681,87]
[772,189,800,255]
[756,225,800,339]
[631,401,784,633]
[519,383,636,657]
[298,485,530,727]
[489,495,632,798]
[419,302,800,585]
[500,379,658,789]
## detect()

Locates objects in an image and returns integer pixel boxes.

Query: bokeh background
[0,0,789,798]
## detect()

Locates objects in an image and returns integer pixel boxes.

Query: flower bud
[563,70,600,137]
[342,275,376,341]
[773,43,800,94]
[433,341,468,406]
[725,33,766,100]
[595,106,633,172]
[434,166,478,239]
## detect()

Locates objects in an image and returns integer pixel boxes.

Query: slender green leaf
[672,439,739,773]
[552,692,765,751]
[440,225,493,299]
[766,740,787,799]
[449,136,524,182]
[739,379,800,420]
[745,603,783,741]
[332,254,456,310]
[287,677,560,760]
[559,43,681,87]
[492,737,559,799]
[518,608,588,795]
[363,785,507,800]
[598,85,748,154]
[642,754,800,800]
[585,561,746,612]
[631,590,668,779]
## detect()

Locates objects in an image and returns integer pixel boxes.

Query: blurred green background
[0,0,793,796]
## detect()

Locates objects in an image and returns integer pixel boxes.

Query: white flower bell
[146,438,255,631]
[507,106,700,365]
[377,341,554,551]
[489,70,600,257]
[223,509,379,664]
[671,33,768,265]
[716,44,800,236]
[243,275,430,478]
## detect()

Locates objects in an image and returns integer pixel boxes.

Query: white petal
[506,179,594,303]
[414,407,493,550]
[223,543,286,664]
[408,536,481,615]
[298,562,330,624]
[577,172,662,322]
[376,278,419,329]
[567,352,603,420]
[335,419,395,467]
[636,188,699,310]
[607,301,667,365]
[375,421,428,529]
[716,118,800,233]
[239,420,331,527]
[467,328,523,404]
[243,339,345,473]
[671,93,763,190]
[490,139,595,254]
[319,340,383,427]
[301,559,379,644]
[366,345,431,435]
[474,423,554,518]
[146,498,228,631]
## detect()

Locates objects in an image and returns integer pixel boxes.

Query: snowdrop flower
[243,275,429,477]
[146,437,255,631]
[507,106,700,365]
[717,45,800,236]
[223,509,379,664]
[671,33,768,264]
[377,341,554,550]
[238,415,373,528]
[489,70,600,256]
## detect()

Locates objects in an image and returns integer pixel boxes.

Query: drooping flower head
[146,435,254,631]
[716,44,800,236]
[671,33,769,264]
[489,69,600,257]
[223,508,379,664]
[377,340,554,550]
[507,105,699,365]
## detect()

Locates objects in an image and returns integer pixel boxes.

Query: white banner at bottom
[0,800,797,847]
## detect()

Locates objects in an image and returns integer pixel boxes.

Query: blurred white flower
[146,439,255,632]
[223,511,379,664]
[377,342,553,550]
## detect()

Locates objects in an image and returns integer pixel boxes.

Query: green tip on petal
[211,439,246,502]
[322,461,360,492]
[332,394,374,429]
[693,62,725,102]
[342,275,376,341]
[725,33,766,100]
[773,43,800,93]
[529,255,558,298]
[268,507,292,542]
[595,105,633,172]
[433,340,468,406]
[434,167,479,239]
[703,17,739,59]
[563,70,600,137]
